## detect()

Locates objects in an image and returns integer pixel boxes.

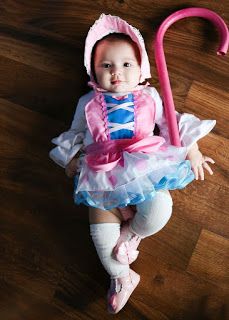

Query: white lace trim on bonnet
[84,13,151,84]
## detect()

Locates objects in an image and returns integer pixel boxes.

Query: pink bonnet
[84,13,151,82]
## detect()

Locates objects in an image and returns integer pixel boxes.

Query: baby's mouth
[111,80,122,85]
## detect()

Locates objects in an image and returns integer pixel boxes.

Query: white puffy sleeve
[49,91,94,168]
[176,113,216,149]
[145,86,216,149]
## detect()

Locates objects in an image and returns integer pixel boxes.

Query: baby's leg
[90,208,140,314]
[89,207,129,279]
[89,207,122,224]
[130,190,173,238]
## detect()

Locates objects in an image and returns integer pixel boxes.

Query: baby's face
[94,39,141,93]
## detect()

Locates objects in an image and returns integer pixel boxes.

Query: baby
[50,14,215,314]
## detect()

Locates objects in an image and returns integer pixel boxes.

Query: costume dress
[49,14,216,210]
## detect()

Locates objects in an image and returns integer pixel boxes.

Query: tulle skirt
[73,146,194,210]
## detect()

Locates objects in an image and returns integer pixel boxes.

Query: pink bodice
[85,90,156,142]
[84,90,165,172]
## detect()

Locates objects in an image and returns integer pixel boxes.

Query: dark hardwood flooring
[0,1,228,319]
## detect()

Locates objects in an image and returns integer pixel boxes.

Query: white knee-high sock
[129,191,173,238]
[90,223,130,279]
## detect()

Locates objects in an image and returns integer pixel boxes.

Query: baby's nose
[111,66,121,75]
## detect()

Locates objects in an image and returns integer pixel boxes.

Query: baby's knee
[152,190,173,224]
[135,191,173,236]
[156,190,173,214]
[137,191,173,217]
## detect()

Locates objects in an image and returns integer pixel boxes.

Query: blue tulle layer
[73,160,194,210]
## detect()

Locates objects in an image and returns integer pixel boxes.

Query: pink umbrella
[154,7,229,146]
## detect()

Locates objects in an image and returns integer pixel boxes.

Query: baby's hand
[65,157,80,178]
[187,143,215,180]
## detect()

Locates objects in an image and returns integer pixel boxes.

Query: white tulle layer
[73,146,195,210]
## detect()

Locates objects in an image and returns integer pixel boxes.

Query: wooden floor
[0,1,228,319]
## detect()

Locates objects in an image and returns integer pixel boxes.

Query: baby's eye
[124,62,131,67]
[102,63,112,68]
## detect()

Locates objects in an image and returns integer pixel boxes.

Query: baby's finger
[203,156,215,164]
[193,166,199,180]
[198,165,205,180]
[203,162,213,175]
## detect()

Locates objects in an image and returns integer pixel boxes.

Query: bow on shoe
[114,239,140,265]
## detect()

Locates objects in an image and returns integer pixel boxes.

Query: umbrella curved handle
[154,7,229,146]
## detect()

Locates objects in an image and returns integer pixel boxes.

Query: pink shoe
[113,222,141,265]
[107,269,140,314]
